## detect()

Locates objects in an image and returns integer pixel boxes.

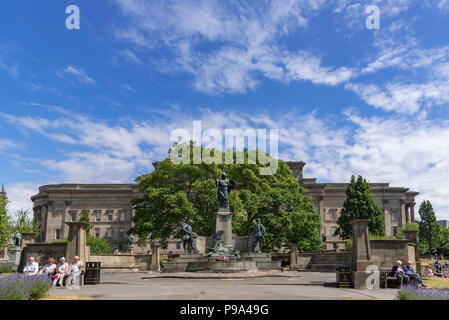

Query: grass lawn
[422,277,449,290]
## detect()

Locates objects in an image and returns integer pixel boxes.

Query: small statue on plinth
[215,172,236,210]
[181,219,199,254]
[13,232,22,248]
[321,233,327,244]
[127,235,134,252]
[251,218,266,253]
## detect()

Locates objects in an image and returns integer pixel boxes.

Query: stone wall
[370,240,415,268]
[19,243,68,271]
[90,254,152,272]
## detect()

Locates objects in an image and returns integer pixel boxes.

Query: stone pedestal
[65,222,90,263]
[289,244,299,270]
[8,247,22,266]
[21,232,37,246]
[350,219,375,289]
[150,244,161,272]
[216,210,233,248]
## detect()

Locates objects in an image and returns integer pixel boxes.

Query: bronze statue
[251,218,266,253]
[215,172,236,210]
[13,232,22,248]
[128,235,134,246]
[181,219,199,254]
[206,230,241,260]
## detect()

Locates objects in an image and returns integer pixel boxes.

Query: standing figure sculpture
[181,219,199,254]
[215,172,236,210]
[251,219,266,253]
[13,232,22,248]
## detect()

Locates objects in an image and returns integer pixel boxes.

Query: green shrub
[345,239,352,251]
[0,262,17,274]
[87,234,113,254]
[403,222,420,232]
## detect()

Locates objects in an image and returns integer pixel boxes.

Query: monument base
[8,247,22,266]
[163,252,282,273]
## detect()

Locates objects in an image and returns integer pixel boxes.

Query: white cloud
[0,139,19,152]
[439,0,449,10]
[5,182,38,214]
[121,84,135,92]
[63,65,96,84]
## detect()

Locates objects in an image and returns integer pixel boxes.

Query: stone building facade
[31,162,419,251]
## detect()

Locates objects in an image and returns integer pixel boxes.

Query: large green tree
[129,144,322,252]
[0,195,12,250]
[335,175,385,240]
[418,200,441,254]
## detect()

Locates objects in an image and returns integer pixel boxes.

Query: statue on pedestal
[13,232,22,248]
[181,219,199,254]
[215,172,236,210]
[127,235,134,252]
[251,219,266,253]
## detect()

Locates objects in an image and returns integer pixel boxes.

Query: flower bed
[397,285,449,300]
[0,274,51,300]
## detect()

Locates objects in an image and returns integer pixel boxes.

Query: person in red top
[391,260,411,287]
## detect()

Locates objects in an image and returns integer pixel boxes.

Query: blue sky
[1,0,449,218]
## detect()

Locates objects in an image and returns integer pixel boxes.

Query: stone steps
[308,264,339,272]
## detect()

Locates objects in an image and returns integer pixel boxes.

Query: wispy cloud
[63,65,96,84]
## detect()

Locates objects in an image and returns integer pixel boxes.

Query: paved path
[49,272,398,300]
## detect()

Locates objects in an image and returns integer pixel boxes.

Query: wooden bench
[380,268,416,288]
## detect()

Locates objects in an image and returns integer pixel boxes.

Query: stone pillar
[404,230,421,276]
[150,243,161,272]
[405,204,410,223]
[216,210,233,248]
[65,222,90,263]
[21,232,37,246]
[410,203,415,223]
[351,219,375,289]
[290,244,298,270]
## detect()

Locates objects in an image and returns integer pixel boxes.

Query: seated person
[422,264,434,277]
[434,260,441,270]
[434,264,446,278]
[53,257,69,286]
[23,257,39,276]
[403,261,427,287]
[391,260,411,287]
[38,257,56,279]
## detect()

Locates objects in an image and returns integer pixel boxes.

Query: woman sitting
[53,257,69,287]
[38,257,56,280]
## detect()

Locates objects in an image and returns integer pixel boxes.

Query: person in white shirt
[23,257,39,276]
[38,257,57,279]
[66,256,83,289]
[53,257,69,287]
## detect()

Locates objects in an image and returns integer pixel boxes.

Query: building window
[107,211,113,222]
[71,212,77,222]
[391,209,399,221]
[119,229,125,239]
[176,242,181,250]
[119,211,125,222]
[106,228,112,238]
[55,229,61,240]
[95,228,100,238]
[329,209,337,221]
[331,227,337,237]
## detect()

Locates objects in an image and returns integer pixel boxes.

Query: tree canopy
[129,144,322,252]
[335,175,385,240]
[11,209,40,234]
[418,200,442,255]
[0,195,12,250]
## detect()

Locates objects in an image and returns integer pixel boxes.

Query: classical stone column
[405,204,410,223]
[351,219,375,289]
[65,221,90,263]
[150,243,161,272]
[410,203,416,222]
